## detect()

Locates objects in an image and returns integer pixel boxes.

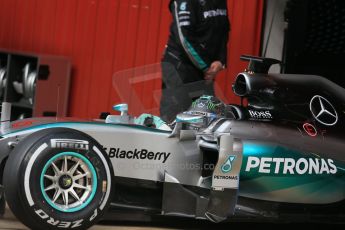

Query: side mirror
[176,113,204,125]
[112,103,128,116]
[169,113,204,140]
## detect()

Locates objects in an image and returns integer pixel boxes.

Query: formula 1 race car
[0,55,344,230]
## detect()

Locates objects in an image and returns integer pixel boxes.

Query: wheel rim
[40,152,97,213]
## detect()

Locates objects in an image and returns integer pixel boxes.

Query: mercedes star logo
[309,95,338,126]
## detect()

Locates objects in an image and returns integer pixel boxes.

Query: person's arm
[219,34,229,68]
[218,23,230,68]
[205,32,230,80]
[205,5,230,80]
[170,0,211,71]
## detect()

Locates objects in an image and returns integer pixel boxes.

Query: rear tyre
[4,128,113,230]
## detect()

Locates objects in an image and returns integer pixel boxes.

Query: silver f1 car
[0,55,344,230]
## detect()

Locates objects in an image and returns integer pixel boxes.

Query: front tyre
[4,128,113,230]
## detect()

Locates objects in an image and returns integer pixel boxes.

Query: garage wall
[261,0,288,73]
[0,0,263,118]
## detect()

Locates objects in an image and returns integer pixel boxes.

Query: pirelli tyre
[3,128,113,230]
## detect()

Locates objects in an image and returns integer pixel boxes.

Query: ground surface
[0,206,344,230]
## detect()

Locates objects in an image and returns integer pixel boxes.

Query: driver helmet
[184,95,225,130]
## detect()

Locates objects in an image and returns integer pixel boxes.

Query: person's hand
[204,61,224,81]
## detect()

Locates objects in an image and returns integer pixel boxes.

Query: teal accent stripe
[184,40,208,70]
[40,152,97,213]
[243,143,277,156]
[172,1,208,70]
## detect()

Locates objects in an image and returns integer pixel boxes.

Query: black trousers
[160,52,214,122]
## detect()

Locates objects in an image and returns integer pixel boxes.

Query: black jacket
[166,0,230,71]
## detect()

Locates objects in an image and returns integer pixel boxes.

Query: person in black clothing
[160,0,230,122]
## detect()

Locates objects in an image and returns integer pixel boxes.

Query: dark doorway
[283,0,345,87]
